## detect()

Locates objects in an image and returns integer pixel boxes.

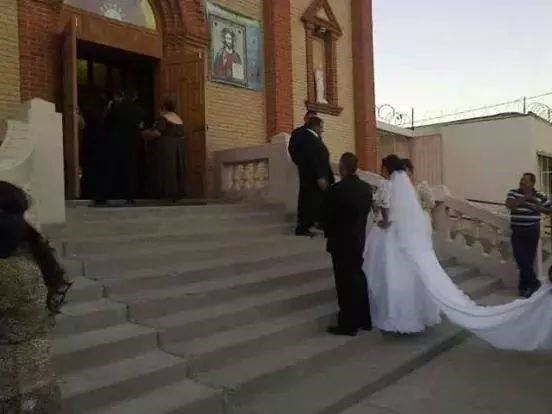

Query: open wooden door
[62,16,80,199]
[162,51,207,198]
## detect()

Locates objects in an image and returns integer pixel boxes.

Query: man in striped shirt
[506,173,552,298]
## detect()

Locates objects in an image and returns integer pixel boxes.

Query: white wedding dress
[363,171,552,351]
[364,178,442,333]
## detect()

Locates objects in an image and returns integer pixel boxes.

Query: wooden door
[62,17,80,199]
[162,51,207,198]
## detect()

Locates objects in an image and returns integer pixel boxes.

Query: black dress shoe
[519,288,534,299]
[295,229,315,237]
[361,325,372,331]
[327,326,357,336]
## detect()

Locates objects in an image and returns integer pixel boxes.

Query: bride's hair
[382,154,406,174]
[402,158,414,173]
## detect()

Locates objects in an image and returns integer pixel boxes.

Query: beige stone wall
[290,0,356,163]
[0,0,21,120]
[205,0,266,195]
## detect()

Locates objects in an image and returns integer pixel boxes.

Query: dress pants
[296,181,323,232]
[511,225,541,292]
[331,249,372,332]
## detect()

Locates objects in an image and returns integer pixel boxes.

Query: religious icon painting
[209,15,248,87]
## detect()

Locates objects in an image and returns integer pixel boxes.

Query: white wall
[440,117,535,203]
[531,117,552,158]
[0,99,65,226]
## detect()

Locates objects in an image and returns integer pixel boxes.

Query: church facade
[0,0,377,199]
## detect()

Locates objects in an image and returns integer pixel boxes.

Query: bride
[363,154,552,350]
[364,155,441,333]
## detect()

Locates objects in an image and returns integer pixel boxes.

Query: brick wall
[18,0,61,105]
[0,0,21,119]
[204,0,266,194]
[290,0,356,163]
[263,0,293,136]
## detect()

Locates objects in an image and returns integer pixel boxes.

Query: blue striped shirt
[507,188,551,227]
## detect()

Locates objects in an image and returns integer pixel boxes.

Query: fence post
[411,108,414,129]
[522,96,527,114]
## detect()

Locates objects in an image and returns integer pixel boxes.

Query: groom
[322,153,373,336]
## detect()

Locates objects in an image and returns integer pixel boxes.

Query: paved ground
[344,337,552,414]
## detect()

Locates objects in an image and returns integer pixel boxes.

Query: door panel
[62,16,80,199]
[162,51,207,198]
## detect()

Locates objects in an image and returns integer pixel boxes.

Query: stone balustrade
[215,133,299,213]
[431,187,519,288]
[220,158,270,200]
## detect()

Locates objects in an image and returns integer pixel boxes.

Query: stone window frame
[301,0,343,116]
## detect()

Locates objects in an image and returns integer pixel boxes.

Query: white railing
[0,99,65,227]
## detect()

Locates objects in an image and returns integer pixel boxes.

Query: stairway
[49,202,508,414]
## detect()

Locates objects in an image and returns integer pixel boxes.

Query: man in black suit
[288,110,317,164]
[288,116,335,236]
[322,152,373,336]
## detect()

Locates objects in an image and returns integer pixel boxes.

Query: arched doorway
[60,0,208,200]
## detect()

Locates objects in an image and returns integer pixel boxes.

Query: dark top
[507,188,551,228]
[288,125,306,164]
[154,117,185,139]
[288,127,334,185]
[322,175,373,255]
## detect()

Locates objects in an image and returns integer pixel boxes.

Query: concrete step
[198,333,364,405]
[60,351,189,413]
[65,202,284,221]
[460,274,503,300]
[54,299,127,334]
[64,276,104,304]
[231,323,466,414]
[55,210,287,238]
[141,278,334,344]
[101,249,328,295]
[90,242,326,289]
[81,233,304,269]
[82,236,323,276]
[84,379,224,414]
[164,303,337,373]
[62,222,290,256]
[52,323,158,375]
[115,260,332,320]
[446,264,480,283]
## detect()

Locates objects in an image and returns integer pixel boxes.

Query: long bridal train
[369,171,552,351]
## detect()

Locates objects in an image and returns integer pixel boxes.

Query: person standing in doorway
[118,90,146,203]
[322,153,373,336]
[506,173,552,298]
[289,116,334,236]
[142,99,187,202]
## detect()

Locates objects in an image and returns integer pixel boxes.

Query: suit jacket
[322,175,373,255]
[288,127,334,186]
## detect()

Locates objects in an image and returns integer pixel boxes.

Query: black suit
[322,174,373,332]
[288,127,335,232]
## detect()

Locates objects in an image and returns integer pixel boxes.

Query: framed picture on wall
[209,15,247,87]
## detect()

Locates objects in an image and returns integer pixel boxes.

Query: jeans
[511,225,541,292]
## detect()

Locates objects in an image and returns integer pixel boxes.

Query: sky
[373,0,552,123]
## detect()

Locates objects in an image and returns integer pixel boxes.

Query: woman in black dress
[143,99,187,201]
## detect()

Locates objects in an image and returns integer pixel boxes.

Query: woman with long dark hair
[0,181,71,413]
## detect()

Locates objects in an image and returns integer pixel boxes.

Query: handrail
[467,199,506,207]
